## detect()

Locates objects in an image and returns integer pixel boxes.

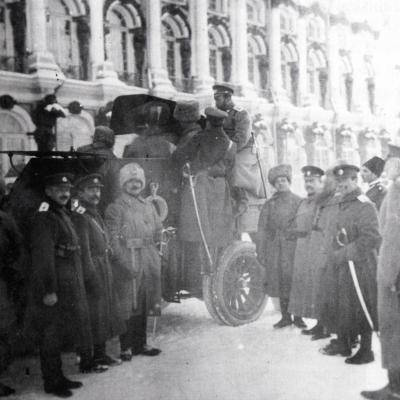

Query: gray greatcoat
[288,196,317,318]
[105,194,163,321]
[257,191,302,299]
[378,181,400,369]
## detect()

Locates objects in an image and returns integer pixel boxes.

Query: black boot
[60,376,83,390]
[273,298,292,328]
[293,316,307,329]
[361,385,390,400]
[44,383,73,398]
[388,369,400,399]
[345,332,374,365]
[0,383,15,397]
[311,326,331,341]
[320,334,351,357]
[93,343,122,367]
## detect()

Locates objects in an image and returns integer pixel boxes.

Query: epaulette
[233,105,244,112]
[377,184,384,192]
[357,194,370,203]
[38,202,49,212]
[76,205,86,214]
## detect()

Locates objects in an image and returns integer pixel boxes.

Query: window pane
[210,49,217,79]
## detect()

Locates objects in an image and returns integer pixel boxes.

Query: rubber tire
[202,274,229,325]
[210,241,268,326]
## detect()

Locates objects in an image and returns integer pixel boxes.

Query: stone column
[89,0,118,80]
[230,0,256,97]
[145,0,175,96]
[26,0,62,80]
[269,4,285,102]
[297,14,308,106]
[327,22,341,111]
[190,0,214,94]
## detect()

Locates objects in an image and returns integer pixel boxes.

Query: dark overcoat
[288,196,317,318]
[174,125,235,248]
[105,194,163,320]
[72,203,124,345]
[25,199,92,349]
[0,211,21,335]
[257,191,302,298]
[377,181,400,369]
[366,181,387,211]
[329,188,381,336]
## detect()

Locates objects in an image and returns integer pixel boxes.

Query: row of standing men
[256,150,400,400]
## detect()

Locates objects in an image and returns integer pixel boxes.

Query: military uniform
[25,174,91,394]
[174,108,235,290]
[105,163,162,358]
[257,165,302,326]
[366,180,386,210]
[322,165,381,362]
[72,174,124,367]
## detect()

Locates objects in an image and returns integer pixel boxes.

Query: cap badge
[338,169,344,176]
[62,176,67,182]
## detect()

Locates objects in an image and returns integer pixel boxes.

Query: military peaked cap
[212,84,235,95]
[74,173,104,189]
[43,173,74,187]
[332,164,360,179]
[301,165,324,178]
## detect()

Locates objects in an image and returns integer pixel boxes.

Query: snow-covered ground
[3,298,387,400]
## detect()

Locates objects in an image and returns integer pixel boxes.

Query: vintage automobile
[3,94,267,327]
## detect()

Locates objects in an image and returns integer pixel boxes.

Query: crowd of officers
[0,84,253,398]
[256,150,400,400]
[0,81,399,400]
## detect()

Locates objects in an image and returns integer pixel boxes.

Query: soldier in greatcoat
[361,156,387,210]
[0,210,22,397]
[362,149,400,400]
[77,126,117,159]
[257,164,302,328]
[72,174,124,372]
[173,106,235,291]
[288,166,324,331]
[105,163,162,361]
[321,164,381,365]
[26,173,91,398]
[213,84,259,212]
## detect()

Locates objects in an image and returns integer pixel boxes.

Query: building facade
[0,0,398,191]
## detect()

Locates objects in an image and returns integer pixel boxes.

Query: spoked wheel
[207,241,267,326]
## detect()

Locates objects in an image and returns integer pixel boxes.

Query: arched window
[105,1,142,85]
[307,17,325,42]
[248,35,268,94]
[161,12,190,91]
[45,0,89,80]
[0,108,33,176]
[281,41,298,104]
[307,48,327,107]
[208,24,231,83]
[0,0,14,71]
[247,0,264,25]
[280,7,296,35]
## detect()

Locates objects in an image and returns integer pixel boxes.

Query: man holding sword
[321,164,381,364]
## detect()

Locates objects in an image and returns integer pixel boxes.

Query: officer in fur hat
[105,163,162,361]
[361,156,386,210]
[321,164,381,365]
[257,164,302,328]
